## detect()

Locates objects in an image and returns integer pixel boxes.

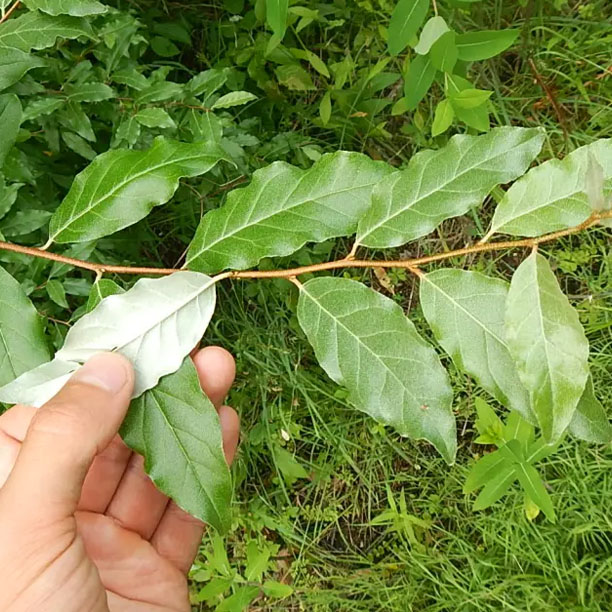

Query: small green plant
[0,1,611,537]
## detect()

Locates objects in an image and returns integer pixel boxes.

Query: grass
[175,0,612,609]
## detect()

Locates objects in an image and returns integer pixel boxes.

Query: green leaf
[387,0,428,56]
[135,82,183,105]
[472,459,517,510]
[275,64,316,91]
[245,540,270,582]
[464,448,507,494]
[187,69,228,97]
[0,48,45,92]
[46,279,69,307]
[297,277,456,463]
[430,30,458,72]
[450,88,492,109]
[0,266,49,386]
[85,278,124,312]
[134,107,176,129]
[211,91,257,110]
[0,94,21,167]
[186,151,391,274]
[569,377,612,444]
[420,269,532,420]
[266,0,288,39]
[196,578,233,603]
[62,132,97,160]
[456,29,519,61]
[414,16,449,55]
[487,139,612,238]
[22,0,107,16]
[64,82,114,102]
[150,36,180,57]
[505,253,590,442]
[319,90,331,124]
[473,397,504,445]
[48,137,229,244]
[355,127,544,249]
[263,581,294,598]
[273,445,309,485]
[215,586,260,612]
[403,53,436,110]
[22,97,64,121]
[0,175,22,219]
[121,358,232,533]
[431,98,454,136]
[514,462,556,522]
[0,12,94,52]
[452,98,490,131]
[0,208,52,236]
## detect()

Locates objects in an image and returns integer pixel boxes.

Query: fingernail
[72,353,130,394]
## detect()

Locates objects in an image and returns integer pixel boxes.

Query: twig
[0,0,20,24]
[1,212,609,280]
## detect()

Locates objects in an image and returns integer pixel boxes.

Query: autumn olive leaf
[569,377,612,444]
[121,358,232,533]
[297,277,456,463]
[0,359,79,407]
[355,127,544,249]
[0,12,94,53]
[56,271,217,397]
[22,0,108,16]
[186,151,392,274]
[0,94,22,167]
[487,139,612,238]
[387,0,429,56]
[0,266,49,387]
[48,137,230,244]
[420,269,533,421]
[0,48,46,92]
[505,253,590,443]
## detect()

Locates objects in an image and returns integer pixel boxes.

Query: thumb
[2,353,133,520]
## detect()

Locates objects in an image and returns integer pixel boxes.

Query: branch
[0,211,609,280]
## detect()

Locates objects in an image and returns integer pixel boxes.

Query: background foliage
[1,0,611,610]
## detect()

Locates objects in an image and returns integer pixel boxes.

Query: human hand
[0,347,239,612]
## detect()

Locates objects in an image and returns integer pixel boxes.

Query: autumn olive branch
[0,211,609,282]
[0,0,20,24]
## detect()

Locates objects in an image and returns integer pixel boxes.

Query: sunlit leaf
[569,377,612,444]
[186,151,391,274]
[387,0,428,56]
[505,253,589,442]
[356,127,544,249]
[297,277,456,463]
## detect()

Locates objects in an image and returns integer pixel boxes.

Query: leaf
[297,277,456,463]
[419,269,532,420]
[266,0,288,39]
[187,68,228,97]
[245,540,270,582]
[456,29,519,61]
[450,88,492,109]
[46,279,69,307]
[430,31,458,72]
[0,94,22,167]
[355,127,544,249]
[64,82,114,102]
[186,151,391,274]
[414,16,449,55]
[0,48,45,92]
[275,64,316,91]
[514,462,556,522]
[62,131,97,160]
[48,137,229,244]
[487,139,612,238]
[263,581,294,598]
[452,99,489,132]
[22,97,64,122]
[0,359,78,407]
[0,266,49,386]
[22,0,107,16]
[387,0,429,56]
[0,12,94,52]
[569,377,612,444]
[216,586,260,612]
[56,271,217,397]
[472,459,517,510]
[473,397,505,445]
[403,53,436,110]
[505,253,590,442]
[120,358,232,533]
[273,445,309,485]
[150,36,180,57]
[85,278,124,312]
[319,90,331,124]
[431,98,454,136]
[134,107,176,129]
[464,448,507,494]
[0,209,52,236]
[135,82,183,104]
[585,152,605,212]
[211,91,257,110]
[0,175,22,219]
